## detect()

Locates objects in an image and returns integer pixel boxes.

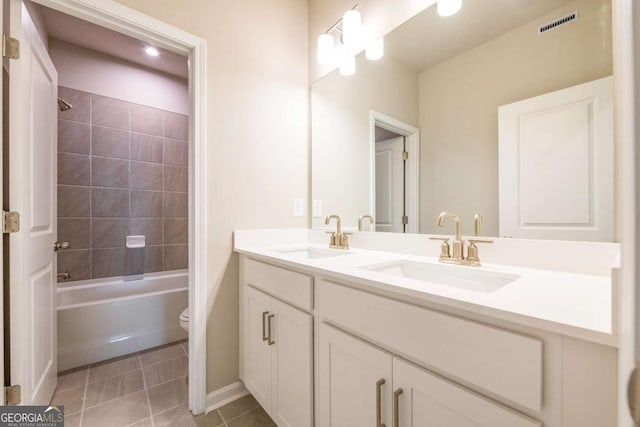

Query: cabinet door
[271,299,313,427]
[244,286,273,410]
[392,358,540,427]
[318,323,392,427]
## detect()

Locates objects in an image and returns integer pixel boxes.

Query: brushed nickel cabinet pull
[376,379,386,427]
[267,314,275,345]
[262,311,269,341]
[393,388,403,427]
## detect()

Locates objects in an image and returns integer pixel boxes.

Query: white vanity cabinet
[240,259,313,427]
[238,254,617,427]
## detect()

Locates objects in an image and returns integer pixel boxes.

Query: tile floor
[52,341,276,427]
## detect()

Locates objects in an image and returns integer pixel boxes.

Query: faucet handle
[430,237,451,259]
[467,239,493,263]
[468,239,493,244]
[340,232,352,249]
[325,231,337,246]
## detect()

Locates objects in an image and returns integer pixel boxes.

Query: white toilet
[179,308,189,333]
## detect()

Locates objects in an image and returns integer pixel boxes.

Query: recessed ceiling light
[144,46,159,57]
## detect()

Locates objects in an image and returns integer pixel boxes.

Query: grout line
[223,406,261,424]
[77,365,90,427]
[139,353,156,427]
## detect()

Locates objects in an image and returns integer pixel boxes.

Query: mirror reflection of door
[375,127,406,233]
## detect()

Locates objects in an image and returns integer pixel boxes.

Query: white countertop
[234,230,617,347]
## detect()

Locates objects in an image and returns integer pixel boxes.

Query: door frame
[369,111,419,233]
[22,0,208,414]
[615,0,637,425]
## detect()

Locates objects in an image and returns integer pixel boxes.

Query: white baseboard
[206,381,249,413]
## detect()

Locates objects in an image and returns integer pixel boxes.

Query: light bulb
[317,33,335,66]
[144,46,159,57]
[437,0,462,17]
[340,55,356,76]
[342,9,361,49]
[366,38,384,60]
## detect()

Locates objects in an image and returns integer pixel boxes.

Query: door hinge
[402,151,409,161]
[5,385,21,405]
[3,211,20,233]
[402,215,409,225]
[2,35,20,59]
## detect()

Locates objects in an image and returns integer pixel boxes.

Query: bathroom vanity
[235,229,619,427]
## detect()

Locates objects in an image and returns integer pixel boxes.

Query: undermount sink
[277,247,352,260]
[361,260,519,293]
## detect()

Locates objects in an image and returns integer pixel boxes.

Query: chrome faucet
[358,215,374,231]
[325,214,352,249]
[431,211,493,266]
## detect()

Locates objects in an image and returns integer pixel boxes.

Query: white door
[317,323,392,427]
[271,299,312,427]
[8,0,58,405]
[392,358,538,427]
[498,76,613,241]
[375,136,405,233]
[243,286,273,410]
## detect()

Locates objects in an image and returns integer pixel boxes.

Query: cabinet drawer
[319,280,542,413]
[244,259,313,311]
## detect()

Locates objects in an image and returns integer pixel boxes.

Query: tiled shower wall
[57,86,189,282]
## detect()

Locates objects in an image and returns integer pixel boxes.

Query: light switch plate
[313,200,322,217]
[293,198,304,217]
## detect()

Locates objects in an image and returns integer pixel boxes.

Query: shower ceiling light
[365,38,384,60]
[437,0,462,16]
[144,46,160,57]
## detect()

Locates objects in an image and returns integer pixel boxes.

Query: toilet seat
[179,308,189,332]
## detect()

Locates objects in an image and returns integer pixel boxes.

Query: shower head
[57,98,73,112]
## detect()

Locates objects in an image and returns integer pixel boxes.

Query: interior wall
[308,0,436,82]
[418,0,613,236]
[113,0,309,393]
[24,0,48,49]
[49,39,188,115]
[311,54,418,229]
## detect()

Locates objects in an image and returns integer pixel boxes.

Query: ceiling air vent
[538,11,578,35]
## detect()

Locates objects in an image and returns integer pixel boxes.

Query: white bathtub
[57,270,188,372]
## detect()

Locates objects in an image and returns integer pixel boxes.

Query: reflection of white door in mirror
[370,111,420,233]
[498,76,613,242]
[376,137,405,233]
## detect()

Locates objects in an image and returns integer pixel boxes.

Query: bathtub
[57,270,188,372]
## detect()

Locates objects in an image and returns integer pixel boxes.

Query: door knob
[53,241,70,251]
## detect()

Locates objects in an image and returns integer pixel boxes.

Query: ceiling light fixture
[365,38,384,60]
[144,46,160,57]
[437,0,462,17]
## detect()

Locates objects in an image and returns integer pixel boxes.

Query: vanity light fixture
[316,4,360,69]
[342,9,362,49]
[340,55,356,76]
[317,33,335,66]
[437,0,462,17]
[144,46,159,57]
[365,38,384,60]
